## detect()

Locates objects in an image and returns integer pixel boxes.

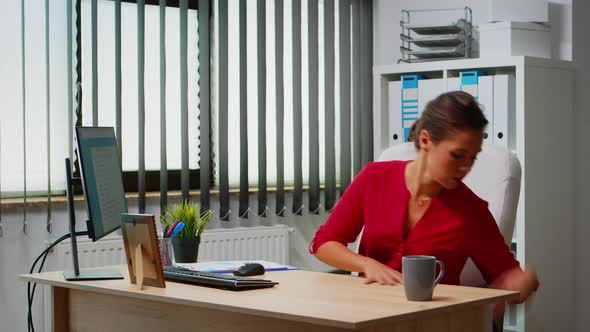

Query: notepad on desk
[175,260,299,274]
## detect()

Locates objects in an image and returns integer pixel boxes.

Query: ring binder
[401,75,424,142]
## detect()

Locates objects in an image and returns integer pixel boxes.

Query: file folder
[460,71,487,98]
[401,75,425,142]
[448,72,494,142]
[475,75,494,142]
[418,78,445,120]
[388,80,403,145]
[492,74,516,148]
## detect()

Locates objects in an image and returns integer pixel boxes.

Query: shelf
[373,57,576,332]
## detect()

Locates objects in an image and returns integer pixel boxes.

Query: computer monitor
[75,127,127,241]
[63,127,127,280]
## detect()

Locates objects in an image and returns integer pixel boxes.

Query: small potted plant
[160,201,213,263]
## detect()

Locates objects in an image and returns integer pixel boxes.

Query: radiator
[198,225,290,264]
[46,224,291,271]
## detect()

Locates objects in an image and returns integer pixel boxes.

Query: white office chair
[375,142,522,287]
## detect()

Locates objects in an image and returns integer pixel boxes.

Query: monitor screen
[75,127,127,240]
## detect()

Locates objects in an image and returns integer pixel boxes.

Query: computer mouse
[233,263,265,276]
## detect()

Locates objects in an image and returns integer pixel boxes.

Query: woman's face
[421,129,483,189]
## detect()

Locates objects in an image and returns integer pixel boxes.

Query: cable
[27,231,88,332]
[28,243,60,331]
[28,233,70,331]
[28,234,69,332]
[28,232,88,331]
[29,250,54,330]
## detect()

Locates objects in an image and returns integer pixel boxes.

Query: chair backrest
[375,142,522,286]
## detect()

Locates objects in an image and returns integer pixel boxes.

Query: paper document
[175,260,299,274]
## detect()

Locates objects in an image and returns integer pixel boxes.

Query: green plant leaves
[160,200,212,239]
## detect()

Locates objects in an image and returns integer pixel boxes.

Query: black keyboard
[163,266,278,291]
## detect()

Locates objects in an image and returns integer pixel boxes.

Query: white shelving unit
[373,56,574,332]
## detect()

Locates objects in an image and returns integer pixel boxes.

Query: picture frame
[120,213,166,289]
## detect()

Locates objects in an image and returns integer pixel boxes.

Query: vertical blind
[0,0,73,234]
[21,0,28,232]
[198,0,212,212]
[214,0,373,221]
[275,0,285,217]
[218,0,229,220]
[1,0,373,235]
[158,0,167,211]
[0,0,209,237]
[80,0,207,214]
[238,0,249,218]
[307,0,320,215]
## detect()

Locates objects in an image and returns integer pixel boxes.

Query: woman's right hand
[361,257,403,285]
[313,241,403,285]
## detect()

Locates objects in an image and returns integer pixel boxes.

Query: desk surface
[20,266,518,330]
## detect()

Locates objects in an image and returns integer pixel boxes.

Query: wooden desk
[20,266,517,332]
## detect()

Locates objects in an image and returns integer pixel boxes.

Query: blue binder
[401,75,425,142]
[460,71,487,100]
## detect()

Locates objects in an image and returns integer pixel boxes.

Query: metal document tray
[400,33,465,47]
[403,19,467,35]
[400,45,465,59]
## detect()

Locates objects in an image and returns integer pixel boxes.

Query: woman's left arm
[490,264,538,304]
[467,203,539,303]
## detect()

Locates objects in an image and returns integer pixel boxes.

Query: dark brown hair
[408,91,488,149]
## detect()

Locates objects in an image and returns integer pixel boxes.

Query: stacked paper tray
[400,33,465,47]
[400,45,465,59]
[403,19,467,35]
[398,8,473,63]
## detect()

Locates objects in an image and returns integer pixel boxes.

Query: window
[0,0,71,197]
[210,0,373,218]
[80,0,201,177]
[215,0,344,189]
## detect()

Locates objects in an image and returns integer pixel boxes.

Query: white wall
[0,192,331,332]
[572,1,590,332]
[373,0,572,66]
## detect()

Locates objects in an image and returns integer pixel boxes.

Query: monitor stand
[62,158,123,281]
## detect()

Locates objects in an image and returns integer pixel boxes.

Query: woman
[309,91,538,329]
